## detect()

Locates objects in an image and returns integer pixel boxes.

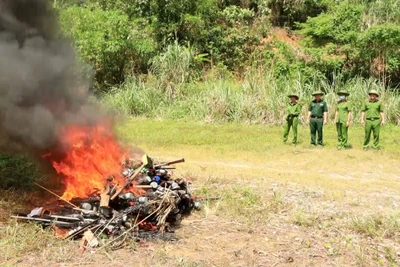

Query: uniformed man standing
[306,91,328,146]
[334,91,352,149]
[283,94,301,144]
[361,90,385,150]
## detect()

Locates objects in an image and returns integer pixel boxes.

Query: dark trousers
[310,118,323,145]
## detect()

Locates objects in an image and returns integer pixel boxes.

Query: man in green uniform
[334,91,352,149]
[306,91,328,146]
[283,94,301,144]
[361,90,385,150]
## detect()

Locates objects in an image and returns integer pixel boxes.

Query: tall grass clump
[351,213,400,238]
[149,41,206,99]
[101,63,400,125]
[0,222,76,263]
[101,77,164,117]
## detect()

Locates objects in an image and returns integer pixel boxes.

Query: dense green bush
[58,0,266,86]
[299,1,400,85]
[359,24,400,83]
[267,0,328,28]
[59,5,133,90]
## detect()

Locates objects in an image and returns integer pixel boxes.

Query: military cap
[368,90,379,97]
[312,91,324,96]
[287,93,299,99]
[337,90,349,96]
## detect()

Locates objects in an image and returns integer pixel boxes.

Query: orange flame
[52,226,71,238]
[139,222,158,231]
[45,123,128,200]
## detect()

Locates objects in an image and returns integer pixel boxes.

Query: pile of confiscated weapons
[12,155,200,249]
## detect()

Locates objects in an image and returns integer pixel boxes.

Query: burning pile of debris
[3,0,202,250]
[12,155,200,248]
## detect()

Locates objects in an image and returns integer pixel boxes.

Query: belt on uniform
[311,116,323,119]
[366,118,380,121]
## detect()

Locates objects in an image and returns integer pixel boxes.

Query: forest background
[55,0,400,124]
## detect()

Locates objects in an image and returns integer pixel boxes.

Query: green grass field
[1,119,400,266]
[118,118,400,153]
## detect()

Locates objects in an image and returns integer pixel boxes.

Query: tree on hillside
[267,0,327,28]
[299,1,400,85]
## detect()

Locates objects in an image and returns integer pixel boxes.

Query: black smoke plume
[0,0,99,153]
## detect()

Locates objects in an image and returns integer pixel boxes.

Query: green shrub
[299,1,400,85]
[59,5,133,90]
[359,23,400,83]
[0,155,42,189]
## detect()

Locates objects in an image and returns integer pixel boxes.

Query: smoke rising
[0,0,99,153]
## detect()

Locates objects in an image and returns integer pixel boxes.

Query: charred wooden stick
[110,164,145,200]
[132,185,153,189]
[111,154,151,200]
[154,158,185,169]
[47,215,84,221]
[193,196,221,201]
